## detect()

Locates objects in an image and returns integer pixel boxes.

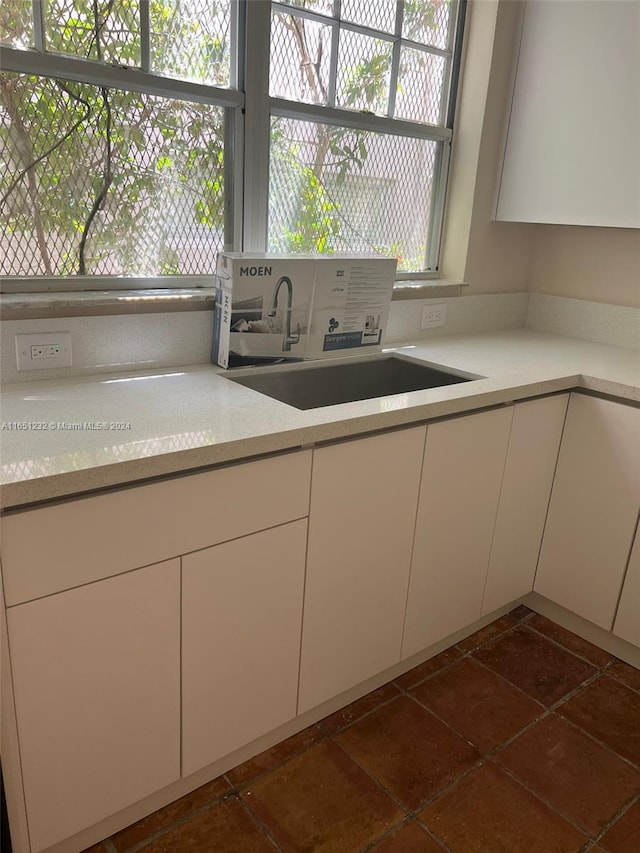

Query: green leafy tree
[0,0,226,275]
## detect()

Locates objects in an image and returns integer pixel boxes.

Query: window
[0,1,465,286]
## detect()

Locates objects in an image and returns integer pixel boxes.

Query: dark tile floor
[85,607,640,853]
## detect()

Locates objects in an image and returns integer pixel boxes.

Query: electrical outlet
[421,303,447,329]
[15,332,72,371]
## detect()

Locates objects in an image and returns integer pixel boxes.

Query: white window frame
[0,0,466,292]
[245,0,466,278]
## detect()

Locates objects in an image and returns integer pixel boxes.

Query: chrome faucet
[267,275,301,351]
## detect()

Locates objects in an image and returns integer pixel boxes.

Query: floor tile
[111,776,231,851]
[473,625,596,706]
[242,740,403,853]
[393,648,462,690]
[226,723,324,786]
[411,656,543,752]
[607,659,640,693]
[138,795,275,853]
[599,801,640,853]
[527,614,613,667]
[558,676,640,767]
[317,683,401,737]
[335,694,479,810]
[370,820,445,852]
[496,714,640,835]
[455,615,515,652]
[508,604,534,621]
[418,762,587,853]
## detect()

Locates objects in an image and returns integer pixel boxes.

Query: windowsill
[391,280,468,300]
[0,288,217,319]
[0,279,468,320]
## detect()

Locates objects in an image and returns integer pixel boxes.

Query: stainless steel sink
[224,354,478,410]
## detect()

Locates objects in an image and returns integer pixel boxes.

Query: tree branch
[78,0,114,274]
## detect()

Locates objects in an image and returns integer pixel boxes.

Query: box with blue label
[305,256,397,360]
[212,253,396,368]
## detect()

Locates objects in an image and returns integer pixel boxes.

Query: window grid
[265,0,463,273]
[0,0,465,286]
[0,0,242,281]
[271,0,455,123]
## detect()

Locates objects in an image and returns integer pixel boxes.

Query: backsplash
[1,292,637,384]
[526,293,640,350]
[385,293,529,344]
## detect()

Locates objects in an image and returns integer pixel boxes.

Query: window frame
[252,0,466,276]
[0,0,466,292]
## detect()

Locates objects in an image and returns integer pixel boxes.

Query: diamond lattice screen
[336,29,393,114]
[395,47,445,124]
[341,0,397,34]
[269,117,437,271]
[44,0,141,65]
[270,10,331,104]
[279,0,334,16]
[0,0,33,47]
[0,74,225,276]
[150,0,231,87]
[402,0,452,50]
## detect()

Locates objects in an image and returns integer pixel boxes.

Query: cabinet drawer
[2,449,311,605]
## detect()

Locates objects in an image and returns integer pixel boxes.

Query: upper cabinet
[495,0,640,228]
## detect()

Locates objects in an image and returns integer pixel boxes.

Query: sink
[224,354,478,410]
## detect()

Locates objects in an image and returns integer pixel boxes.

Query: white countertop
[1,329,639,510]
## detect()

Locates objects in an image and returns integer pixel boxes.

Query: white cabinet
[1,449,312,605]
[496,0,640,227]
[482,394,569,614]
[535,394,640,630]
[613,523,640,648]
[182,520,307,776]
[298,426,426,713]
[6,561,181,853]
[1,448,311,852]
[402,407,513,658]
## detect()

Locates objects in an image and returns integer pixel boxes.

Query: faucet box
[305,256,397,360]
[213,253,317,368]
[212,253,397,368]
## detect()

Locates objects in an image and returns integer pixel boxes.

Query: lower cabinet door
[613,524,640,647]
[298,426,426,714]
[402,407,514,658]
[534,394,640,629]
[482,394,569,614]
[182,520,307,776]
[7,560,181,853]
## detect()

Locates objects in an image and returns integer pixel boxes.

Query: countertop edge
[1,373,586,511]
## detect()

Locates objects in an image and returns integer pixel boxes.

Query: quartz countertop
[1,329,639,510]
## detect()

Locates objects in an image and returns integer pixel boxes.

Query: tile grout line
[590,790,640,847]
[358,815,453,853]
[236,793,286,853]
[491,757,620,845]
[556,703,640,773]
[601,658,640,695]
[330,727,488,842]
[104,790,238,853]
[523,621,617,670]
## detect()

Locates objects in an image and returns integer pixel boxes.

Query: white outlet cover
[15,332,73,371]
[421,303,447,329]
